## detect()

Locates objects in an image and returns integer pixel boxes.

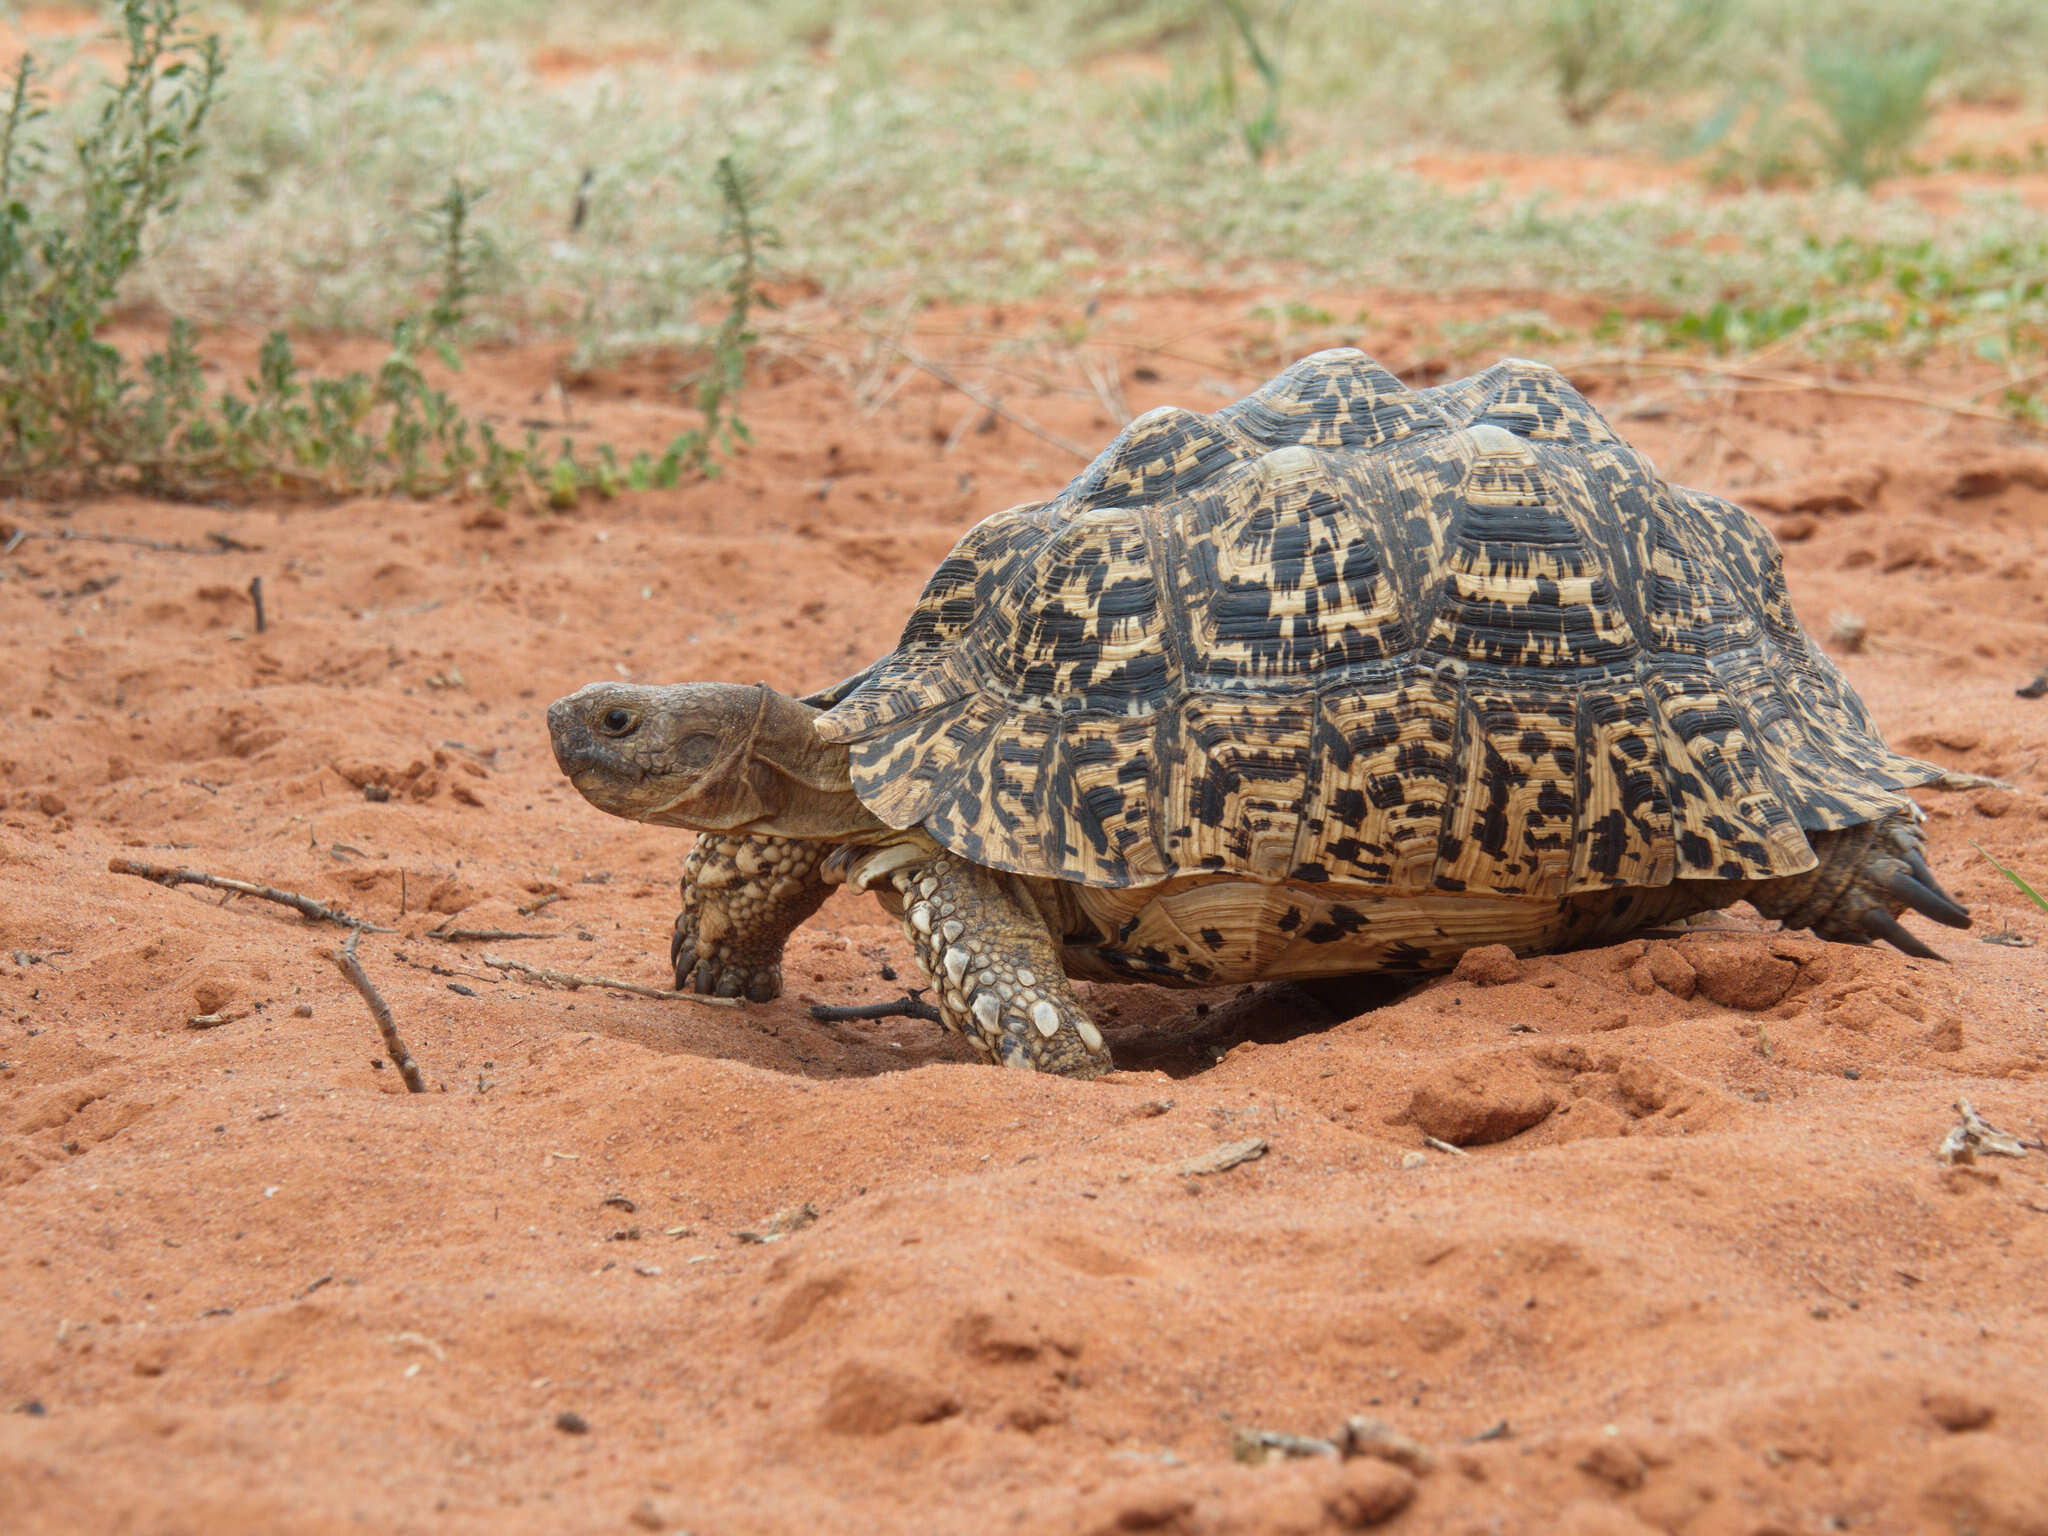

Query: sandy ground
[3,297,2048,1536]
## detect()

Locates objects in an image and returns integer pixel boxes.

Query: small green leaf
[1974,842,2048,914]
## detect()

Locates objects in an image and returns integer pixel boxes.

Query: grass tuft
[1804,38,1944,186]
[1540,0,1731,127]
[0,0,758,504]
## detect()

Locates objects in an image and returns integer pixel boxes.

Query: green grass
[8,0,2048,412]
[1974,842,2048,914]
[0,0,753,501]
[1805,38,1945,186]
[1540,0,1731,127]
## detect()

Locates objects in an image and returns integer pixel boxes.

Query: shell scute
[818,352,1941,893]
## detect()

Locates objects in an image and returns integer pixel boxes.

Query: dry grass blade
[1560,355,2044,435]
[1081,352,1132,427]
[875,335,1094,461]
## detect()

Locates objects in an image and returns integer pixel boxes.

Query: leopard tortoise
[549,349,1968,1079]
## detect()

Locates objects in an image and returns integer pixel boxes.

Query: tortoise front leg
[880,852,1113,1078]
[671,833,834,1001]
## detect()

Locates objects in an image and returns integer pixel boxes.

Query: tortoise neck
[735,687,884,840]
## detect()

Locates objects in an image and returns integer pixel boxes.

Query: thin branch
[808,992,944,1024]
[1967,363,2048,402]
[1086,335,1264,379]
[873,333,1094,461]
[435,928,550,944]
[1559,354,2044,434]
[1081,352,1132,427]
[481,951,744,1008]
[7,527,258,554]
[108,857,393,932]
[336,928,426,1092]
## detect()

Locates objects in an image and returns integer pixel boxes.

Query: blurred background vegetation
[3,0,2045,496]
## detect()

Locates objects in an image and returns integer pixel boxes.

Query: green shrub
[1133,0,1298,168]
[0,0,223,491]
[1540,0,1730,127]
[0,0,750,503]
[1803,39,1942,186]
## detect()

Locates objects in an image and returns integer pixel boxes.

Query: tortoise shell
[813,350,1937,896]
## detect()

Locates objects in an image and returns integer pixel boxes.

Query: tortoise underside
[1050,872,1739,987]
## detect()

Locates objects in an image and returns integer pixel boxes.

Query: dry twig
[1559,355,2043,434]
[1968,364,2048,401]
[336,928,427,1092]
[8,527,256,554]
[873,334,1094,461]
[481,952,744,1007]
[108,858,429,1089]
[1081,352,1132,427]
[426,925,556,943]
[108,858,392,932]
[807,992,944,1023]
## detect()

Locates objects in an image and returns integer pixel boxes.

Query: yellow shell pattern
[814,351,1938,896]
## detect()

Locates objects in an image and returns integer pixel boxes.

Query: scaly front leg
[671,833,834,1001]
[875,850,1113,1078]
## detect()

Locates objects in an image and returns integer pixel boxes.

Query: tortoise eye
[599,707,635,735]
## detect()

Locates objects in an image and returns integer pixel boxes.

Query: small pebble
[554,1410,590,1435]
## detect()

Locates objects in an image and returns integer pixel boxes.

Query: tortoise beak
[546,695,596,778]
[547,692,645,788]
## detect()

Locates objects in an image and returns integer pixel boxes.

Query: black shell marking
[815,350,1940,892]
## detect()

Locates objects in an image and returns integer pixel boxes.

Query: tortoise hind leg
[876,852,1113,1079]
[672,833,834,1001]
[1749,810,1970,960]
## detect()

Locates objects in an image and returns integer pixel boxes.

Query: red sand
[4,300,2048,1535]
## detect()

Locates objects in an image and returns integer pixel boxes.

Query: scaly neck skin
[548,680,886,840]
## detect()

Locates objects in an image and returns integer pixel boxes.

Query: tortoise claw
[1884,869,1972,930]
[1899,843,1940,889]
[1861,907,1945,961]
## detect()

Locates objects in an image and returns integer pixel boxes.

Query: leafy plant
[0,0,753,504]
[0,0,223,488]
[1133,0,1297,168]
[677,151,773,478]
[1650,299,1814,353]
[1692,79,1812,190]
[1216,0,1296,167]
[1540,0,1730,127]
[1803,39,1943,187]
[422,176,491,339]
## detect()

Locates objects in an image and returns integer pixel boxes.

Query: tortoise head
[548,681,874,838]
